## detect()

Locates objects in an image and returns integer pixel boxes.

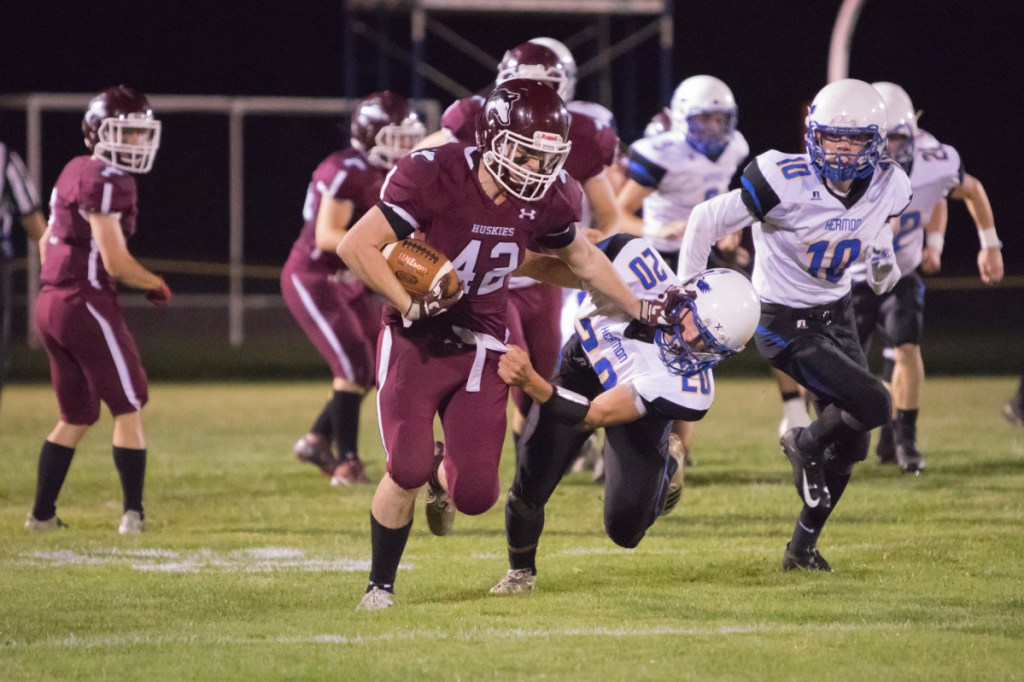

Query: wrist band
[978,227,1002,250]
[541,385,591,426]
[925,232,945,253]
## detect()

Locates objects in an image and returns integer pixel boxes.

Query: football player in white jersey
[851,82,1005,472]
[618,75,749,271]
[679,79,912,572]
[616,75,756,468]
[489,234,759,594]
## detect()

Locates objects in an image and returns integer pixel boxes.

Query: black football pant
[507,337,673,553]
[756,294,891,464]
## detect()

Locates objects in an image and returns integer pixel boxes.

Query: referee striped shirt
[1,141,42,259]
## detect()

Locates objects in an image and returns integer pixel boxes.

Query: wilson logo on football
[397,252,429,275]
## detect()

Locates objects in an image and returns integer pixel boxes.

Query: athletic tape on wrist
[978,227,1002,250]
[925,231,945,253]
[541,385,591,426]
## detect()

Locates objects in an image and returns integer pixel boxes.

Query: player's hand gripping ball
[381,238,463,319]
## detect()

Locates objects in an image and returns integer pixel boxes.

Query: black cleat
[780,428,831,510]
[782,542,832,572]
[895,442,926,474]
[876,422,897,465]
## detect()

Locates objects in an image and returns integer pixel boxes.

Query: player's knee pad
[826,431,870,474]
[507,491,542,521]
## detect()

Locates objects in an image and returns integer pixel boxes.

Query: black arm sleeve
[739,159,780,222]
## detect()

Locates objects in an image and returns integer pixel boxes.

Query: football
[381,238,460,298]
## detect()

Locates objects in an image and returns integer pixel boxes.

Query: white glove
[865,244,901,295]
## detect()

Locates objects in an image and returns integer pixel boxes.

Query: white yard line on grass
[0,622,911,652]
[12,547,378,573]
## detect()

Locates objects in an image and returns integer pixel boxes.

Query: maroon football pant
[507,282,563,415]
[375,324,508,515]
[281,264,378,387]
[35,286,148,425]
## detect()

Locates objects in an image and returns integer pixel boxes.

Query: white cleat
[489,568,537,595]
[24,513,68,531]
[118,510,145,535]
[356,586,395,611]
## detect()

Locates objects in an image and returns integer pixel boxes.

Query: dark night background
[1,0,1020,377]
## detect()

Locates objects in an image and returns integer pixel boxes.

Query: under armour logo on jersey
[811,190,821,200]
[519,208,536,220]
[797,319,808,329]
[490,88,522,125]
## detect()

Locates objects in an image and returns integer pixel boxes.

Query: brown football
[381,238,460,297]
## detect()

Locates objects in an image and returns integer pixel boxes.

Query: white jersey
[573,235,715,414]
[680,150,912,307]
[850,132,963,281]
[627,130,749,253]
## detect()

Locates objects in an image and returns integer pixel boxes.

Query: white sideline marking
[14,546,382,574]
[0,622,909,652]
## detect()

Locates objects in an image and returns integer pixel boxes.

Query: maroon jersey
[441,96,619,183]
[440,96,485,147]
[563,107,619,182]
[41,155,137,291]
[287,148,384,275]
[379,143,583,338]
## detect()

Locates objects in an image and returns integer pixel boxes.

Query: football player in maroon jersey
[339,79,684,610]
[419,37,623,450]
[281,92,424,486]
[27,85,169,535]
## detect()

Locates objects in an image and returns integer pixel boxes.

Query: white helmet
[871,81,917,171]
[655,268,760,376]
[804,79,887,182]
[527,37,577,101]
[670,75,738,158]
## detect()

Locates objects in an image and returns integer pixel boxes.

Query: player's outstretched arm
[921,199,948,274]
[678,189,750,280]
[950,173,1003,284]
[552,232,641,320]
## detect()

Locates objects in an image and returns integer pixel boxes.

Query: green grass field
[1,377,1023,681]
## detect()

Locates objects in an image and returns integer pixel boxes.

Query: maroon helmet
[476,78,571,201]
[82,85,161,173]
[496,41,575,102]
[349,91,425,170]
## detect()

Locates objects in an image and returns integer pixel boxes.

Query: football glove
[146,278,172,307]
[866,244,900,295]
[638,285,689,327]
[405,279,464,321]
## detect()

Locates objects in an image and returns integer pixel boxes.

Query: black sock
[508,546,538,574]
[369,513,412,590]
[894,409,919,446]
[331,390,363,461]
[790,463,852,551]
[1015,377,1024,406]
[113,446,146,515]
[506,495,543,572]
[310,401,333,440]
[32,441,75,520]
[780,390,801,403]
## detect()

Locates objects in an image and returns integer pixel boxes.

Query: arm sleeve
[677,189,753,279]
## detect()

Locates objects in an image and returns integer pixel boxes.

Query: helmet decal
[490,88,521,126]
